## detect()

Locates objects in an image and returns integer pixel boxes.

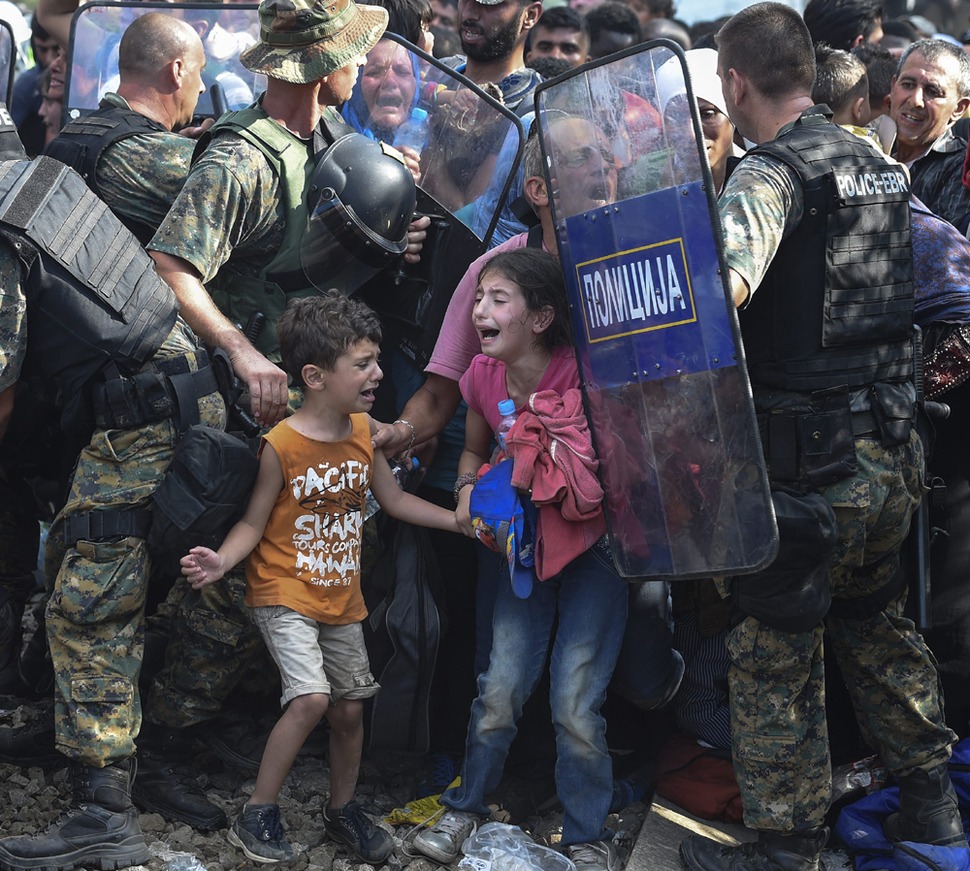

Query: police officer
[33,10,235,832]
[678,5,966,871]
[43,10,208,243]
[0,117,226,871]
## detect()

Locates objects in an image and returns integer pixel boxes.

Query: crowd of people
[0,0,969,870]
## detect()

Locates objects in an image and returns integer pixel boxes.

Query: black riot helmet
[301,132,417,294]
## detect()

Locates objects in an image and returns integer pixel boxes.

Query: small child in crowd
[181,292,466,865]
[812,43,871,129]
[412,249,627,871]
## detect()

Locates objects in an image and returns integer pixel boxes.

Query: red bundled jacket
[505,388,607,580]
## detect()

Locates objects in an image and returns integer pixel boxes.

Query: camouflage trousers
[45,375,225,768]
[144,564,265,729]
[728,431,957,833]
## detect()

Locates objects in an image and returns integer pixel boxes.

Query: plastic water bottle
[495,398,518,453]
[393,106,430,154]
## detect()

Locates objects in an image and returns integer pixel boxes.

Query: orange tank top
[245,415,372,624]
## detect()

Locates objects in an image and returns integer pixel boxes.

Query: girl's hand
[180,546,226,589]
[456,486,474,537]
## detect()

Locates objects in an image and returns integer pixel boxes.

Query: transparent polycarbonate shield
[0,19,13,109]
[346,33,525,367]
[65,2,262,124]
[535,41,777,580]
[343,33,523,245]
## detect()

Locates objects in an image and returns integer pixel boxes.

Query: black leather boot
[132,722,227,831]
[884,762,969,848]
[0,759,150,871]
[679,828,828,871]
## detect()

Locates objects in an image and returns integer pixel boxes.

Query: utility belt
[63,348,258,552]
[92,349,220,432]
[64,348,234,550]
[758,382,915,488]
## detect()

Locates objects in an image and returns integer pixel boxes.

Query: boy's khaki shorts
[252,605,379,707]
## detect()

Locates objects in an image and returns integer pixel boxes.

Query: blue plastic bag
[469,461,537,598]
[834,737,970,870]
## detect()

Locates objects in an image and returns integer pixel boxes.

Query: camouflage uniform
[719,145,956,834]
[149,134,285,282]
[93,93,196,232]
[1,96,198,694]
[43,103,240,750]
[143,130,291,731]
[0,239,227,766]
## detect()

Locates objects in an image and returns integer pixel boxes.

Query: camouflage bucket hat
[240,0,389,84]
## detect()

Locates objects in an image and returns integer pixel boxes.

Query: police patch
[576,239,697,343]
[831,165,910,205]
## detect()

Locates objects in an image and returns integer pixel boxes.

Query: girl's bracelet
[453,472,478,504]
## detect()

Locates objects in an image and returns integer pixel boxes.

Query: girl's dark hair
[478,249,573,350]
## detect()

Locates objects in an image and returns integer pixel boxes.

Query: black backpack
[148,424,259,578]
[362,510,443,759]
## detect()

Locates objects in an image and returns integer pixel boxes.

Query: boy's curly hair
[277,291,383,388]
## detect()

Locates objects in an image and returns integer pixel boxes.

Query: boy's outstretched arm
[371,450,467,535]
[180,442,285,588]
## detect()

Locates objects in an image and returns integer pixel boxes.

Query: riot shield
[0,18,13,109]
[535,41,776,580]
[64,2,263,125]
[346,34,524,369]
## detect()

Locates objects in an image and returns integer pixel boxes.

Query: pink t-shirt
[459,346,580,433]
[427,232,551,382]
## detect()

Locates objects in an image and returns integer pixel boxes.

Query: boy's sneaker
[323,799,395,863]
[412,810,482,863]
[565,840,619,871]
[228,803,294,864]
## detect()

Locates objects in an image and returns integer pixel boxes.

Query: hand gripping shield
[534,41,777,579]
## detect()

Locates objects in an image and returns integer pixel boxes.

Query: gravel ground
[0,695,650,871]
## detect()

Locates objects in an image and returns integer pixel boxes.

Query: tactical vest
[197,103,318,361]
[44,104,169,244]
[740,108,914,392]
[0,157,177,435]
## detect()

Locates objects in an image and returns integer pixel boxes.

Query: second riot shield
[64,1,263,125]
[535,41,777,580]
